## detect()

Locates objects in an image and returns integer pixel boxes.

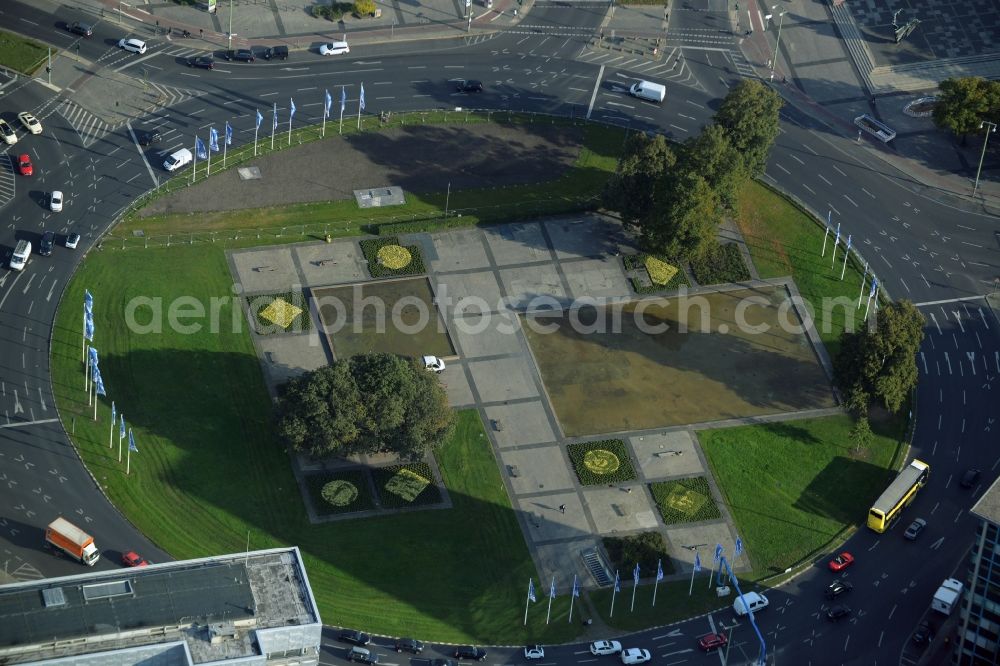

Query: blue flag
[84,312,94,341]
[527,579,536,603]
[225,121,233,146]
[93,369,106,397]
[834,222,841,247]
[255,109,263,130]
[633,562,640,584]
[128,428,138,453]
[359,83,365,111]
[572,575,580,597]
[272,102,278,131]
[111,401,116,425]
[84,289,93,314]
[714,544,723,562]
[613,570,620,593]
[88,346,99,369]
[656,559,664,582]
[340,86,347,114]
[870,276,878,298]
[735,536,743,557]
[290,97,296,120]
[694,553,702,573]
[325,89,332,118]
[119,414,126,439]
[549,578,556,599]
[195,136,208,160]
[845,234,852,252]
[209,127,219,152]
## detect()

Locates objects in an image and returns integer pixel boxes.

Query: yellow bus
[867,459,930,533]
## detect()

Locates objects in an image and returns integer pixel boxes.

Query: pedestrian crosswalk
[57,99,114,147]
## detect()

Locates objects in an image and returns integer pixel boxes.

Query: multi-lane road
[1,1,998,664]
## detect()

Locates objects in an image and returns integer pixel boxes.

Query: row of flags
[821,211,879,318]
[82,290,140,475]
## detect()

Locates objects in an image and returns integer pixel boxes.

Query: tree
[713,80,783,176]
[640,170,720,260]
[849,417,873,455]
[354,0,377,16]
[932,77,1000,145]
[602,132,676,226]
[276,353,454,459]
[680,124,747,209]
[833,300,924,413]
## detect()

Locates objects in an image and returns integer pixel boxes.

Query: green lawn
[590,578,734,630]
[51,247,577,643]
[0,30,47,74]
[736,180,868,358]
[699,413,907,581]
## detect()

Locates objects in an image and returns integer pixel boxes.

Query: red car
[698,632,727,651]
[121,551,148,567]
[828,551,854,572]
[17,153,32,176]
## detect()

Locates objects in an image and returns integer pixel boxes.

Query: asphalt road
[1,1,999,664]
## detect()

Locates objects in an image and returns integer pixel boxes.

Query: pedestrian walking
[559,504,566,514]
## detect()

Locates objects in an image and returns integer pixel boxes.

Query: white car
[422,355,446,373]
[319,41,350,56]
[118,38,148,54]
[524,646,544,660]
[17,112,42,135]
[590,641,622,656]
[65,232,80,250]
[50,190,64,212]
[620,649,651,665]
[0,118,17,145]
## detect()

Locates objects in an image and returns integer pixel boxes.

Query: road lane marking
[586,64,605,120]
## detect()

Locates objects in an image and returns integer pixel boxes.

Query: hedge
[566,439,636,485]
[649,476,722,524]
[689,242,751,285]
[603,532,675,577]
[371,462,443,509]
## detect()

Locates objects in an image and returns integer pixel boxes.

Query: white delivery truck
[163,148,193,172]
[932,578,964,615]
[629,80,666,103]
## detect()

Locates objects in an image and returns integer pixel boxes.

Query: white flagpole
[545,576,554,624]
[271,111,276,150]
[858,262,868,308]
[821,226,829,256]
[340,103,344,134]
[610,572,618,618]
[223,129,228,168]
[192,136,197,183]
[126,429,132,475]
[93,382,98,420]
[109,403,115,448]
[840,242,850,279]
[288,110,292,145]
[81,312,86,361]
[831,236,838,268]
[568,575,577,623]
[523,580,531,626]
[323,109,327,137]
[118,426,124,463]
[254,121,259,156]
[708,559,716,590]
[207,138,212,175]
[652,576,660,607]
[357,84,363,130]
[688,563,696,596]
[85,349,91,397]
[630,575,638,612]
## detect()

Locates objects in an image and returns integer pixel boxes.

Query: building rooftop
[970,474,1000,526]
[0,547,321,665]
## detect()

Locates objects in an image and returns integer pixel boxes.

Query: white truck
[931,578,964,615]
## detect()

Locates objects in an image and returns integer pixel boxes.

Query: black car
[394,638,424,654]
[263,45,288,60]
[339,630,371,646]
[225,49,255,62]
[138,130,161,146]
[912,619,934,644]
[346,648,378,665]
[188,56,214,70]
[39,231,55,256]
[68,21,93,37]
[825,580,853,599]
[961,468,981,488]
[826,605,853,622]
[456,79,484,93]
[454,646,487,661]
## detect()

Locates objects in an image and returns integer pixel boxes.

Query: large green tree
[277,353,454,459]
[680,124,747,210]
[602,132,676,226]
[713,80,783,176]
[641,170,720,260]
[932,77,1000,144]
[833,300,925,413]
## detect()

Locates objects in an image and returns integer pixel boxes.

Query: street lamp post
[769,10,787,81]
[973,121,997,196]
[228,0,234,51]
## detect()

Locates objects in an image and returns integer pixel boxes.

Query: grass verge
[589,578,731,631]
[0,30,47,74]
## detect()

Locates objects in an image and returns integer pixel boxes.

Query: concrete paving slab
[470,357,540,403]
[631,431,705,479]
[435,270,505,313]
[784,22,847,69]
[500,446,576,494]
[430,228,492,272]
[664,523,740,572]
[545,215,634,260]
[483,401,557,447]
[562,258,631,301]
[784,0,831,23]
[256,331,330,390]
[452,312,524,358]
[823,98,883,130]
[795,60,865,103]
[485,222,552,266]
[232,247,301,294]
[500,264,569,310]
[533,540,598,592]
[521,492,592,543]
[585,486,661,534]
[441,365,475,408]
[295,241,367,287]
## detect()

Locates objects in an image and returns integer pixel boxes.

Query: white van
[163,148,193,172]
[10,240,31,271]
[629,80,666,103]
[733,591,769,616]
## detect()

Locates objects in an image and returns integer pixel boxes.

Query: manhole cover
[237,166,262,180]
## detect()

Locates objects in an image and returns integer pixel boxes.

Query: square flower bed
[567,439,636,485]
[246,290,313,334]
[360,236,426,278]
[372,462,443,509]
[305,469,376,516]
[650,476,722,524]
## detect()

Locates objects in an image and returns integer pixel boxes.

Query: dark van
[263,45,288,60]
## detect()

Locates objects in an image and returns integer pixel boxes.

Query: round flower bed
[321,480,359,506]
[583,449,621,475]
[377,244,412,270]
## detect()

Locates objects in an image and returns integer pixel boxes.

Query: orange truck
[45,517,100,566]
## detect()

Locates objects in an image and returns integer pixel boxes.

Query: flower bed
[622,253,689,294]
[247,290,312,334]
[567,439,636,485]
[305,469,375,515]
[372,462,443,508]
[649,476,722,524]
[689,243,750,285]
[360,236,426,278]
